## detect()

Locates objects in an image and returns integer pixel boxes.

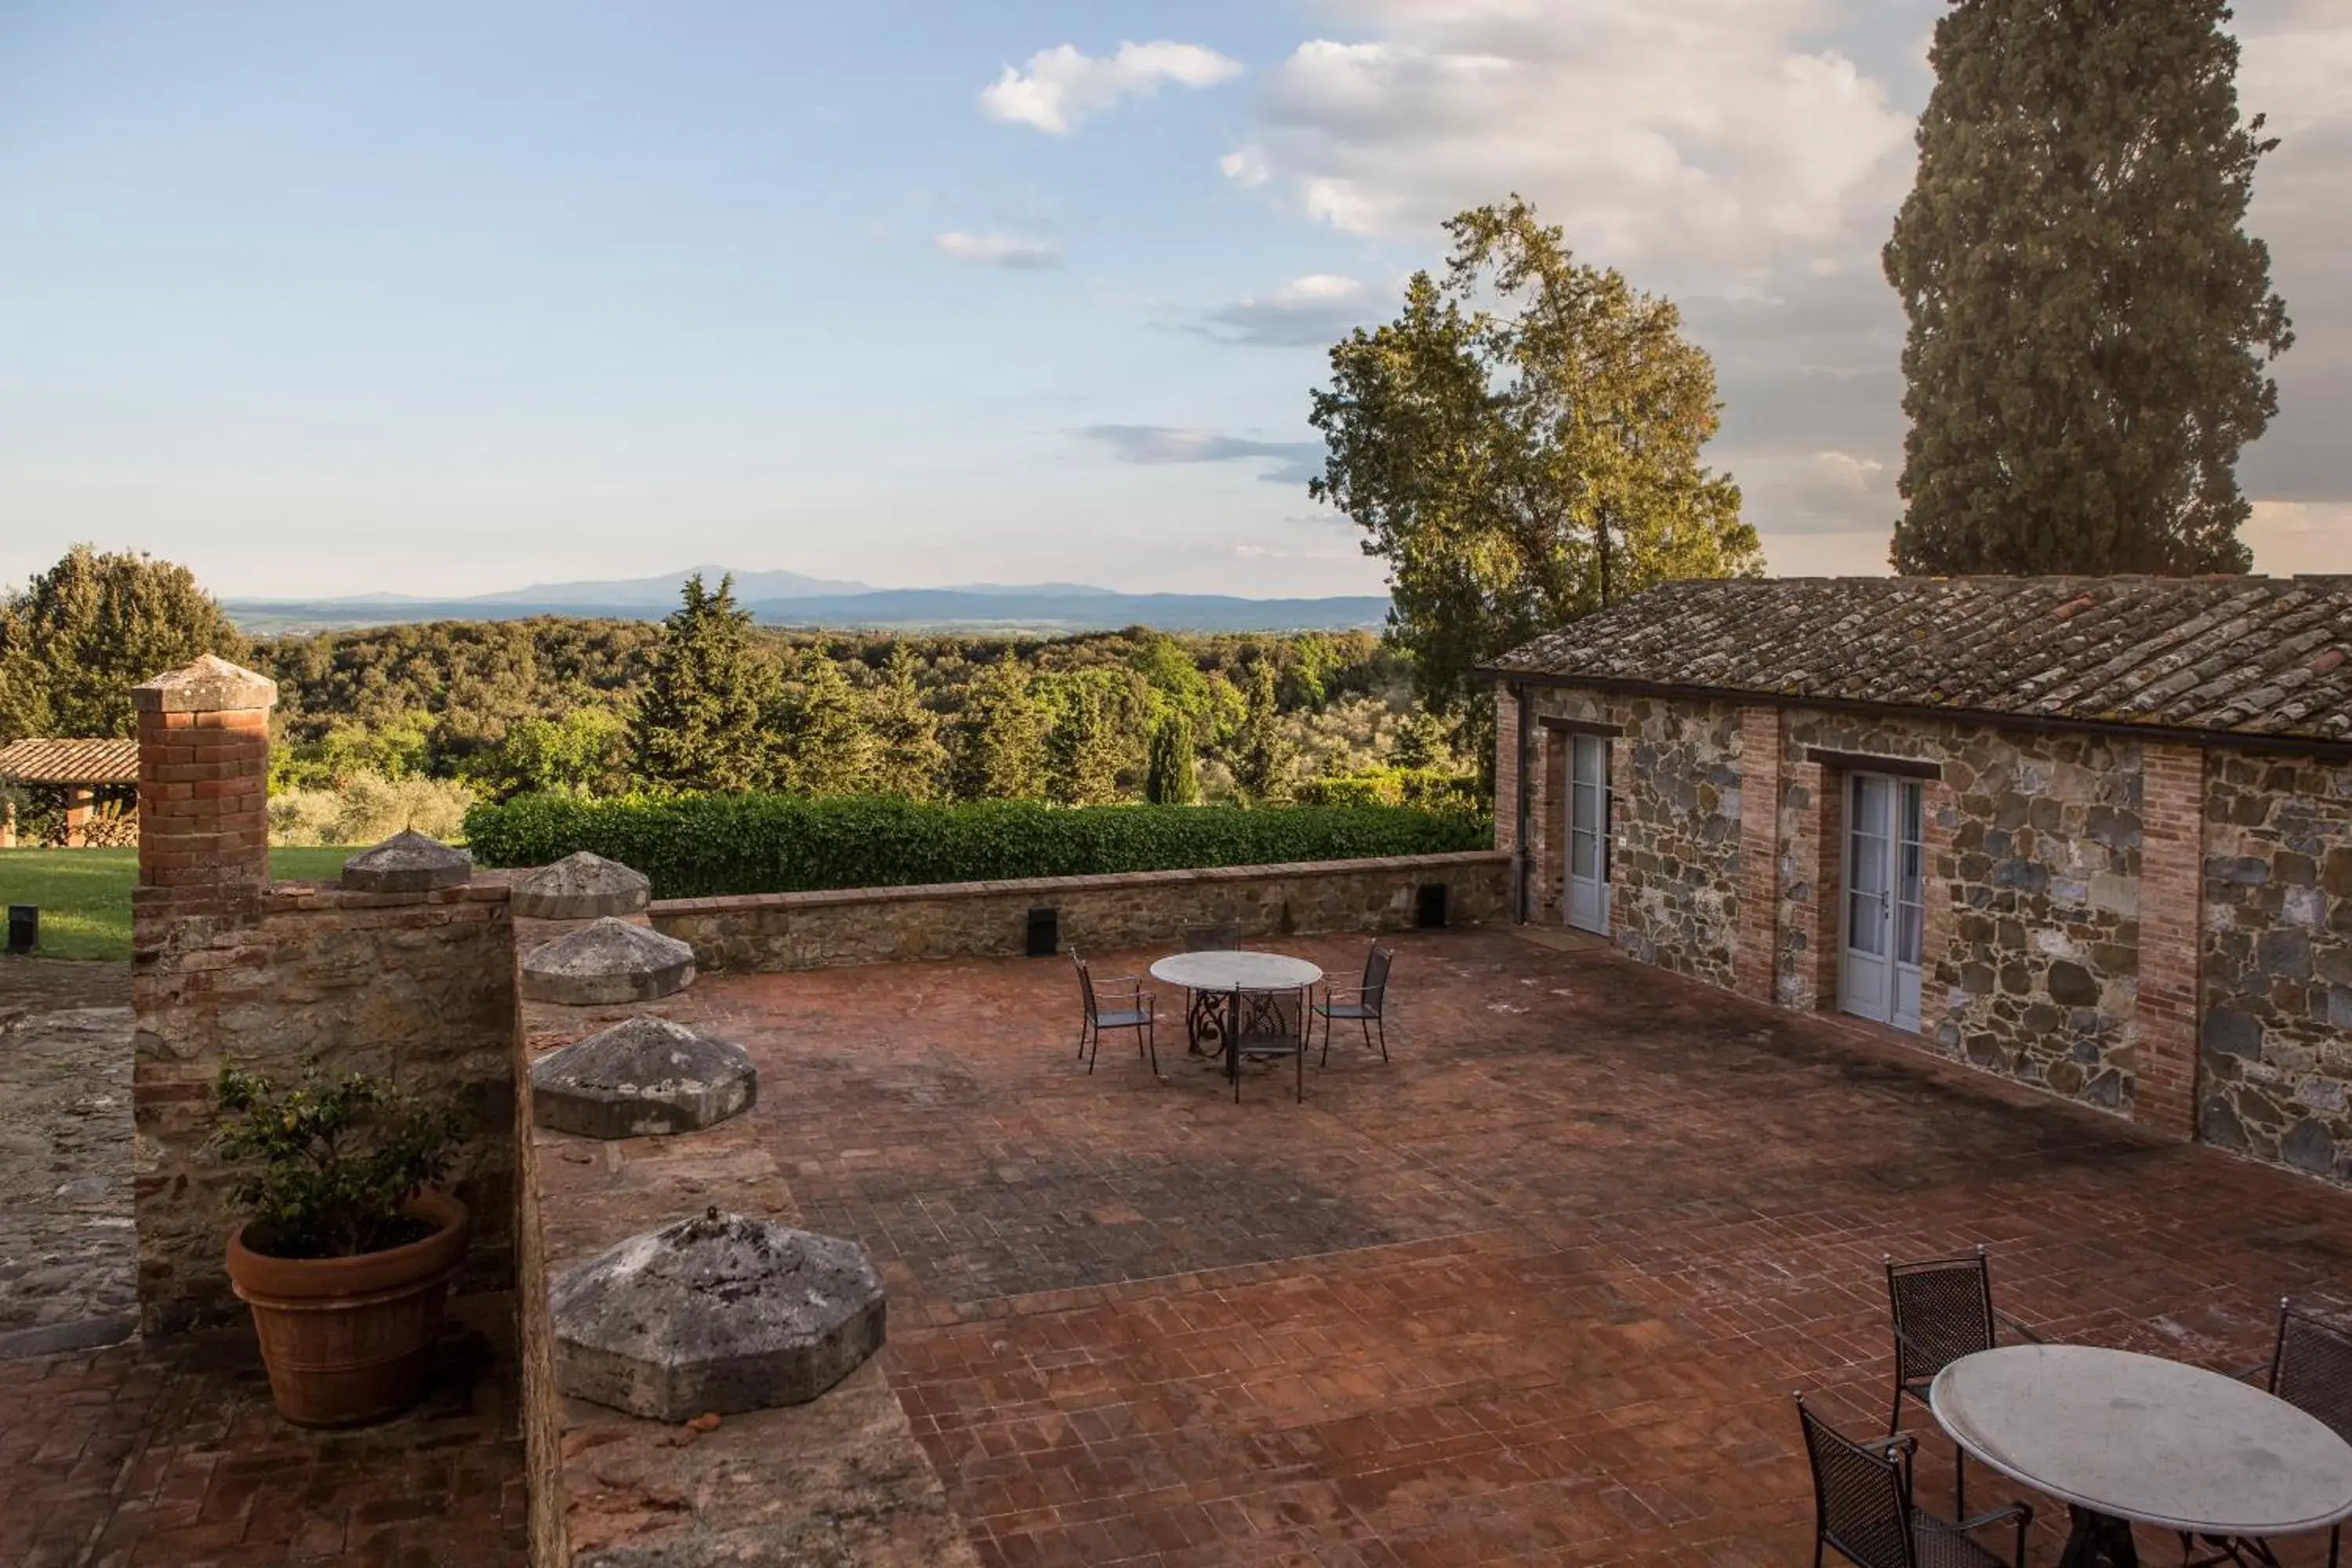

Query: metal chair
[2206,1301,2352,1568]
[1796,1395,2031,1568]
[1229,986,1307,1104]
[1885,1245,2042,1515]
[1071,950,1155,1076]
[1312,943,1393,1065]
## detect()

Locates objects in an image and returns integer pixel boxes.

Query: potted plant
[213,1062,470,1427]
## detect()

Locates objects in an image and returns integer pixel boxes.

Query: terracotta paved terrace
[674,928,2352,1567]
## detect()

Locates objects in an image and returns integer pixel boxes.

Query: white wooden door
[1565,734,1610,935]
[1839,772,1924,1030]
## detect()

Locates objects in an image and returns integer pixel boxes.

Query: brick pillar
[132,655,277,906]
[1494,684,1520,858]
[1734,706,1782,1004]
[2132,742,2205,1140]
[1536,728,1568,926]
[62,785,95,847]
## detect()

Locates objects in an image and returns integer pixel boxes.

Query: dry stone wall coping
[532,1017,756,1140]
[651,850,1512,915]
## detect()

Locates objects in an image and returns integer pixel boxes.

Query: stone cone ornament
[532,1016,756,1139]
[521,917,695,1006]
[340,829,474,893]
[553,1210,885,1421]
[511,851,652,921]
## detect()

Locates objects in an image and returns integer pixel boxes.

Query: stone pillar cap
[511,851,653,921]
[132,653,278,714]
[341,829,474,894]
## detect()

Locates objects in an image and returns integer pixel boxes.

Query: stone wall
[651,852,1510,974]
[2201,751,2352,1183]
[132,880,519,1331]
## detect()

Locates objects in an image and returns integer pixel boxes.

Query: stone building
[1487,575,2352,1185]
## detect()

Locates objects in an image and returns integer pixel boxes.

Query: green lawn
[0,846,363,961]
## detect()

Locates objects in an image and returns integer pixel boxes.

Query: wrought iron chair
[1181,923,1240,1051]
[2199,1301,2352,1568]
[1229,985,1308,1104]
[1312,943,1393,1065]
[1071,951,1156,1076]
[1796,1395,2031,1568]
[1885,1245,2042,1514]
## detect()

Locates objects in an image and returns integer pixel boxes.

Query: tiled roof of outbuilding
[0,737,140,784]
[1488,576,2352,744]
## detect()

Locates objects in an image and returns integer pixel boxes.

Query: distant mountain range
[223,566,1390,635]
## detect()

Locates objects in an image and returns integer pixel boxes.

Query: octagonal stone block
[532,1017,756,1139]
[340,829,474,893]
[553,1210,885,1421]
[511,851,652,921]
[522,917,695,1006]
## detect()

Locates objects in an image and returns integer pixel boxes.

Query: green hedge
[1293,767,1481,811]
[464,792,1492,900]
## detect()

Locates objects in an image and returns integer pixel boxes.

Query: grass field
[0,846,363,961]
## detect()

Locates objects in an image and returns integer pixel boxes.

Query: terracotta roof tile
[1489,576,2352,744]
[0,737,140,784]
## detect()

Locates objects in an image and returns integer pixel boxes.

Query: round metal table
[1929,1343,2352,1567]
[1147,950,1323,1085]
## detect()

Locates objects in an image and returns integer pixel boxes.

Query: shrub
[269,771,474,846]
[463,790,1491,899]
[212,1062,466,1259]
[1295,768,1480,811]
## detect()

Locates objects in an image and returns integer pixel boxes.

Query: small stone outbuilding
[1488,575,2352,1185]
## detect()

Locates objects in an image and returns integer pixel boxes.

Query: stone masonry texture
[1504,682,2352,1189]
[652,853,1509,975]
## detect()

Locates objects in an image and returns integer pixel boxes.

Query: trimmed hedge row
[463,792,1493,901]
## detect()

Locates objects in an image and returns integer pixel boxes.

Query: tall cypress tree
[774,652,876,797]
[1883,0,2292,575]
[1145,713,1200,806]
[630,574,780,791]
[1230,659,1294,805]
[1044,679,1123,806]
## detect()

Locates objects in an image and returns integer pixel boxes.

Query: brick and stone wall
[652,852,1511,974]
[128,656,520,1333]
[2201,751,2352,1183]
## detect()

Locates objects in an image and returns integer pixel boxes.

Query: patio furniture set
[1068,931,1394,1102]
[1802,1246,2352,1568]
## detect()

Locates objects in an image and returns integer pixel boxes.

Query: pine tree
[630,574,780,791]
[1044,680,1122,806]
[1230,659,1294,805]
[866,644,948,800]
[952,652,1047,801]
[774,652,876,797]
[1145,713,1200,805]
[1883,0,2292,575]
[1388,709,1454,771]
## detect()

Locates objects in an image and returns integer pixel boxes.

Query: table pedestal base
[2059,1506,2139,1568]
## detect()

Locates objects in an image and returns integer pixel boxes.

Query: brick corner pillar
[132,653,278,909]
[2132,742,2206,1140]
[1733,706,1784,1004]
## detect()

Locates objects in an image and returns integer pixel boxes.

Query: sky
[3,0,2348,601]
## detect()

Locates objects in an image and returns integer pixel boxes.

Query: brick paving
[680,929,2352,1567]
[0,1298,526,1567]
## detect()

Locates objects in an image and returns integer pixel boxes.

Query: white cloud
[2245,501,2352,575]
[1200,274,1377,347]
[980,41,1243,135]
[1219,145,1271,187]
[933,230,1062,269]
[1236,1,1915,269]
[1077,424,1323,485]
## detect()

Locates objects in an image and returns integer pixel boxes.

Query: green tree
[630,574,779,791]
[464,709,629,799]
[1883,0,2292,575]
[1230,659,1294,804]
[866,644,948,800]
[1388,708,1454,771]
[1308,196,1758,714]
[951,652,1047,801]
[0,546,245,740]
[774,652,877,797]
[1144,713,1200,805]
[1044,677,1123,806]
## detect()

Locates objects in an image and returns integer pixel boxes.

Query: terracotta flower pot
[226,1191,470,1428]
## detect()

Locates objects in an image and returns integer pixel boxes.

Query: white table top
[1148,950,1324,993]
[1930,1344,2352,1536]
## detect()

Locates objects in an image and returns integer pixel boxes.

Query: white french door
[1839,771,1924,1031]
[1564,734,1610,935]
